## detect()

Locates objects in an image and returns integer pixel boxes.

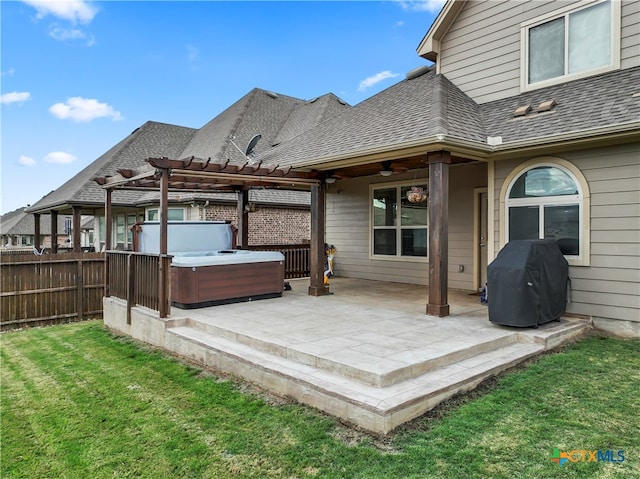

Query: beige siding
[439,0,639,104]
[326,162,487,291]
[493,143,640,325]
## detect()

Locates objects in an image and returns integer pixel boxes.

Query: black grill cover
[487,240,569,327]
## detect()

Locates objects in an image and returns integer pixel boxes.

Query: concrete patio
[104,277,591,434]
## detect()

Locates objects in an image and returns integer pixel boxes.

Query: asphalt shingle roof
[258,66,486,167]
[0,207,79,235]
[481,66,640,145]
[27,121,197,213]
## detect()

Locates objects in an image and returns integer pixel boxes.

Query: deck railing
[0,252,104,330]
[248,244,310,279]
[106,251,172,321]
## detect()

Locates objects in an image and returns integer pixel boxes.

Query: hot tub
[133,221,285,308]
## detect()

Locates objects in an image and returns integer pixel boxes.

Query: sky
[0,0,445,214]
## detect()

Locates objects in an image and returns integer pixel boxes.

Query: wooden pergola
[95,156,330,298]
[95,151,455,316]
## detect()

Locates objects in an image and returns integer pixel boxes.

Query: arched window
[505,162,589,263]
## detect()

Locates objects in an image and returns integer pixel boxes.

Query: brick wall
[201,204,310,245]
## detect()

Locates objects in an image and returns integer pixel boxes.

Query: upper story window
[521,0,620,90]
[371,183,428,259]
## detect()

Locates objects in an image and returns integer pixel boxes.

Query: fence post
[77,258,84,321]
[127,253,135,324]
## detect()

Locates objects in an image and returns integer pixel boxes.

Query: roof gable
[27,121,197,213]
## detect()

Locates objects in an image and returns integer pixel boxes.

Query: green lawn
[1,321,638,478]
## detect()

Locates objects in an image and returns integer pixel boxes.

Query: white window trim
[369,181,429,262]
[500,158,591,266]
[520,0,621,92]
[146,207,186,221]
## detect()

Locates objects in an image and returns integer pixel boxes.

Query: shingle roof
[28,88,344,214]
[258,66,640,167]
[481,66,640,145]
[258,67,486,167]
[180,89,351,166]
[27,121,197,213]
[0,207,77,235]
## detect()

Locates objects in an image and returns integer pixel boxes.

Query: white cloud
[49,97,123,122]
[396,0,447,13]
[44,151,77,164]
[1,68,15,77]
[21,0,97,24]
[19,155,37,167]
[0,91,32,104]
[358,71,400,92]
[48,23,95,45]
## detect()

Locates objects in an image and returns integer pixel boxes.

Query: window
[147,208,185,221]
[371,183,428,258]
[505,164,585,260]
[522,0,618,89]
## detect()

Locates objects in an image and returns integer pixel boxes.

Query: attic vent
[265,91,278,99]
[537,99,556,112]
[308,97,319,104]
[513,104,531,117]
[406,65,431,80]
[336,97,347,105]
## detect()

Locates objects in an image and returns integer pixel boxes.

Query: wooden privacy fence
[249,244,310,279]
[106,251,172,322]
[1,252,104,331]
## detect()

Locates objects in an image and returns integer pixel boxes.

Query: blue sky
[1,0,444,214]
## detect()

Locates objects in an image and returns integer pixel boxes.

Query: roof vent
[406,65,431,80]
[537,99,556,112]
[513,104,531,117]
[336,97,347,105]
[265,91,278,99]
[308,97,319,104]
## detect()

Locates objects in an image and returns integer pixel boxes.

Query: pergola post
[237,189,249,249]
[104,188,112,297]
[34,213,41,250]
[50,210,58,254]
[72,206,82,252]
[308,182,330,296]
[427,150,450,317]
[158,167,169,318]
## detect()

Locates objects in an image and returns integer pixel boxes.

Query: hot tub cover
[487,239,569,327]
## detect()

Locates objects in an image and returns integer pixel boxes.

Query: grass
[1,321,638,479]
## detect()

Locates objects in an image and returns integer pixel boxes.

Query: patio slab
[104,277,591,434]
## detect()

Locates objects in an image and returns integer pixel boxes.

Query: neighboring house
[0,206,85,250]
[252,0,638,336]
[26,89,349,250]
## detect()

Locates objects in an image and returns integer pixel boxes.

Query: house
[249,0,637,337]
[26,89,351,251]
[0,206,76,251]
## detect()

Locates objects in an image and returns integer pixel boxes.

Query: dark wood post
[72,206,82,252]
[427,151,450,317]
[158,168,169,318]
[237,189,249,249]
[50,210,58,254]
[104,188,112,297]
[308,182,329,296]
[34,213,41,250]
[77,258,84,321]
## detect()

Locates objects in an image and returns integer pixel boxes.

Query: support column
[236,189,249,249]
[50,211,58,254]
[72,206,82,252]
[104,188,112,297]
[308,182,329,296]
[158,168,169,318]
[427,151,450,317]
[34,213,41,251]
